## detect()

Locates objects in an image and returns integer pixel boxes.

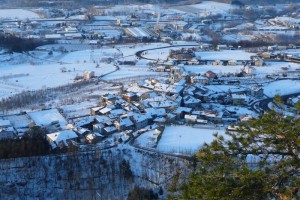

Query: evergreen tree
[178,111,300,200]
[274,94,284,105]
[294,101,300,114]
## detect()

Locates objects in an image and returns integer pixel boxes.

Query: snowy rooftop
[195,50,255,61]
[119,117,134,127]
[28,109,67,128]
[145,108,166,116]
[0,119,11,127]
[231,94,247,100]
[74,116,95,127]
[47,130,78,144]
[3,114,33,129]
[174,107,192,114]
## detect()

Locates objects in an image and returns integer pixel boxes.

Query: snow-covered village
[0,0,299,199]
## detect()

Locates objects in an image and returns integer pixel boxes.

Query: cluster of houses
[1,2,300,47]
[149,47,267,80]
[0,64,264,149]
[84,68,264,140]
[2,4,300,151]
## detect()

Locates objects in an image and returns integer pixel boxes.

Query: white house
[47,130,78,149]
[83,71,95,80]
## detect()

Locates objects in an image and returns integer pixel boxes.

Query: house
[100,94,117,104]
[99,107,112,115]
[200,43,212,50]
[267,45,277,51]
[83,71,95,80]
[261,52,271,59]
[45,34,63,40]
[153,23,167,30]
[243,66,254,75]
[185,24,205,33]
[0,123,16,140]
[130,113,150,130]
[125,27,151,39]
[4,113,34,128]
[123,92,138,102]
[183,95,201,108]
[170,21,188,30]
[194,92,209,102]
[64,33,82,40]
[229,87,248,95]
[216,45,228,51]
[251,56,264,66]
[95,116,111,124]
[85,133,103,144]
[27,109,67,130]
[287,96,300,106]
[153,117,166,123]
[93,123,105,134]
[103,126,117,135]
[173,107,192,119]
[200,110,223,123]
[0,119,12,128]
[114,117,134,131]
[156,66,165,72]
[228,60,237,66]
[184,114,197,123]
[250,85,264,98]
[232,94,247,105]
[187,58,199,65]
[183,86,196,96]
[74,127,90,143]
[212,60,223,66]
[145,108,166,118]
[167,113,176,123]
[204,71,217,79]
[74,116,95,129]
[196,119,208,124]
[47,130,78,149]
[191,76,209,84]
[90,106,103,116]
[109,109,125,118]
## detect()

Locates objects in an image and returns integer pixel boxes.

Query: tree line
[0,80,94,114]
[0,126,50,159]
[0,34,51,53]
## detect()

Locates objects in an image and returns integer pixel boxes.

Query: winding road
[252,92,300,113]
[135,44,199,61]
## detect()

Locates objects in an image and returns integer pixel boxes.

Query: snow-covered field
[0,61,115,98]
[173,1,237,15]
[0,49,118,99]
[59,48,121,63]
[195,50,255,60]
[263,80,300,97]
[141,45,198,61]
[0,42,177,99]
[0,9,40,19]
[157,126,226,154]
[104,4,154,15]
[102,65,163,81]
[135,129,159,148]
[184,64,244,74]
[116,43,170,58]
[255,62,300,77]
